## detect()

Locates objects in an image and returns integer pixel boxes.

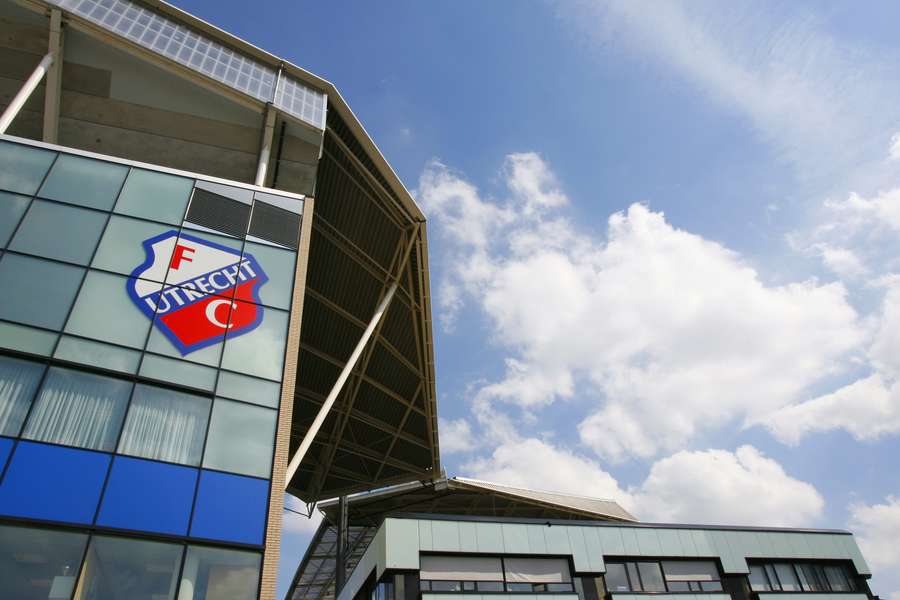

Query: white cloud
[463,433,822,528]
[632,445,824,527]
[890,133,900,161]
[420,155,865,462]
[556,0,900,184]
[464,437,631,503]
[762,285,900,443]
[849,496,900,598]
[815,244,867,279]
[763,374,900,445]
[439,417,477,454]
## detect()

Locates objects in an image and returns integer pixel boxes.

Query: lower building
[287,479,876,600]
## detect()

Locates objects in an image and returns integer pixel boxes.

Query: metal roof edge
[385,512,855,536]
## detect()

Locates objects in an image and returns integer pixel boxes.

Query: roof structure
[287,478,635,600]
[9,0,440,502]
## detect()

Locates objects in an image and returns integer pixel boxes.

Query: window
[9,199,107,265]
[241,241,296,309]
[22,367,131,451]
[177,546,261,600]
[0,191,31,248]
[662,561,723,592]
[0,355,44,437]
[747,561,856,592]
[202,399,276,478]
[505,557,573,592]
[75,535,183,599]
[419,555,574,594]
[0,524,88,600]
[38,153,129,211]
[65,271,153,349]
[0,253,85,330]
[0,141,56,196]
[117,384,211,466]
[604,560,722,593]
[114,168,193,225]
[220,304,288,381]
[91,215,175,277]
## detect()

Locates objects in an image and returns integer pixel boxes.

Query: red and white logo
[128,230,268,355]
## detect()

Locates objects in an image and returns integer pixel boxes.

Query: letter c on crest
[205,299,236,329]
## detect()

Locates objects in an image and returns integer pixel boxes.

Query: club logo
[127,230,268,355]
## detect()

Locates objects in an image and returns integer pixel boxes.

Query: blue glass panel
[0,191,30,248]
[0,253,84,330]
[0,441,110,524]
[0,437,12,474]
[97,456,198,535]
[190,470,268,545]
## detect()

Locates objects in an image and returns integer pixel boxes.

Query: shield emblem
[127,230,269,355]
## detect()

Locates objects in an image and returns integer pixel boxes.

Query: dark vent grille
[185,188,251,237]
[249,201,301,249]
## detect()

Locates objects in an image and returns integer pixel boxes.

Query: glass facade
[0,140,305,600]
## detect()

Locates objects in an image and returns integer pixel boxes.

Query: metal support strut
[284,280,399,489]
[0,52,54,134]
[335,494,349,595]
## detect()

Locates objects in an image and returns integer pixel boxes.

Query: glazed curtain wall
[0,139,305,600]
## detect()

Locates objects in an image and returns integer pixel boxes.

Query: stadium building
[0,1,880,600]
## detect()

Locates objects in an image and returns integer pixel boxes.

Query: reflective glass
[65,271,151,348]
[38,154,129,210]
[243,241,296,309]
[0,355,44,437]
[76,535,182,600]
[118,384,210,466]
[216,371,280,408]
[203,399,276,478]
[604,563,631,592]
[9,200,107,265]
[0,142,56,195]
[0,524,88,600]
[773,563,801,591]
[114,168,193,225]
[139,354,217,391]
[177,546,261,600]
[0,191,30,247]
[92,215,176,277]
[637,562,665,592]
[824,564,853,591]
[220,304,287,381]
[0,321,57,356]
[146,313,224,367]
[23,367,131,451]
[54,336,141,373]
[0,253,84,329]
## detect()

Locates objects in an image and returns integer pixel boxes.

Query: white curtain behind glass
[23,367,131,451]
[0,355,44,437]
[117,384,210,466]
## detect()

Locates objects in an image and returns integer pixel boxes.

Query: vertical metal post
[43,8,64,144]
[254,104,277,186]
[0,52,54,134]
[336,494,349,595]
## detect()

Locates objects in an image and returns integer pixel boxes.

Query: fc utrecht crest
[127,230,269,355]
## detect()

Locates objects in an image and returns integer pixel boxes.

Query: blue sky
[175,1,900,597]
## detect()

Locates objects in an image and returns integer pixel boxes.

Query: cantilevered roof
[288,478,635,600]
[319,477,636,526]
[14,0,439,502]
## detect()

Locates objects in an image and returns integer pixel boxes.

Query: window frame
[417,553,576,594]
[602,558,724,595]
[746,560,858,594]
